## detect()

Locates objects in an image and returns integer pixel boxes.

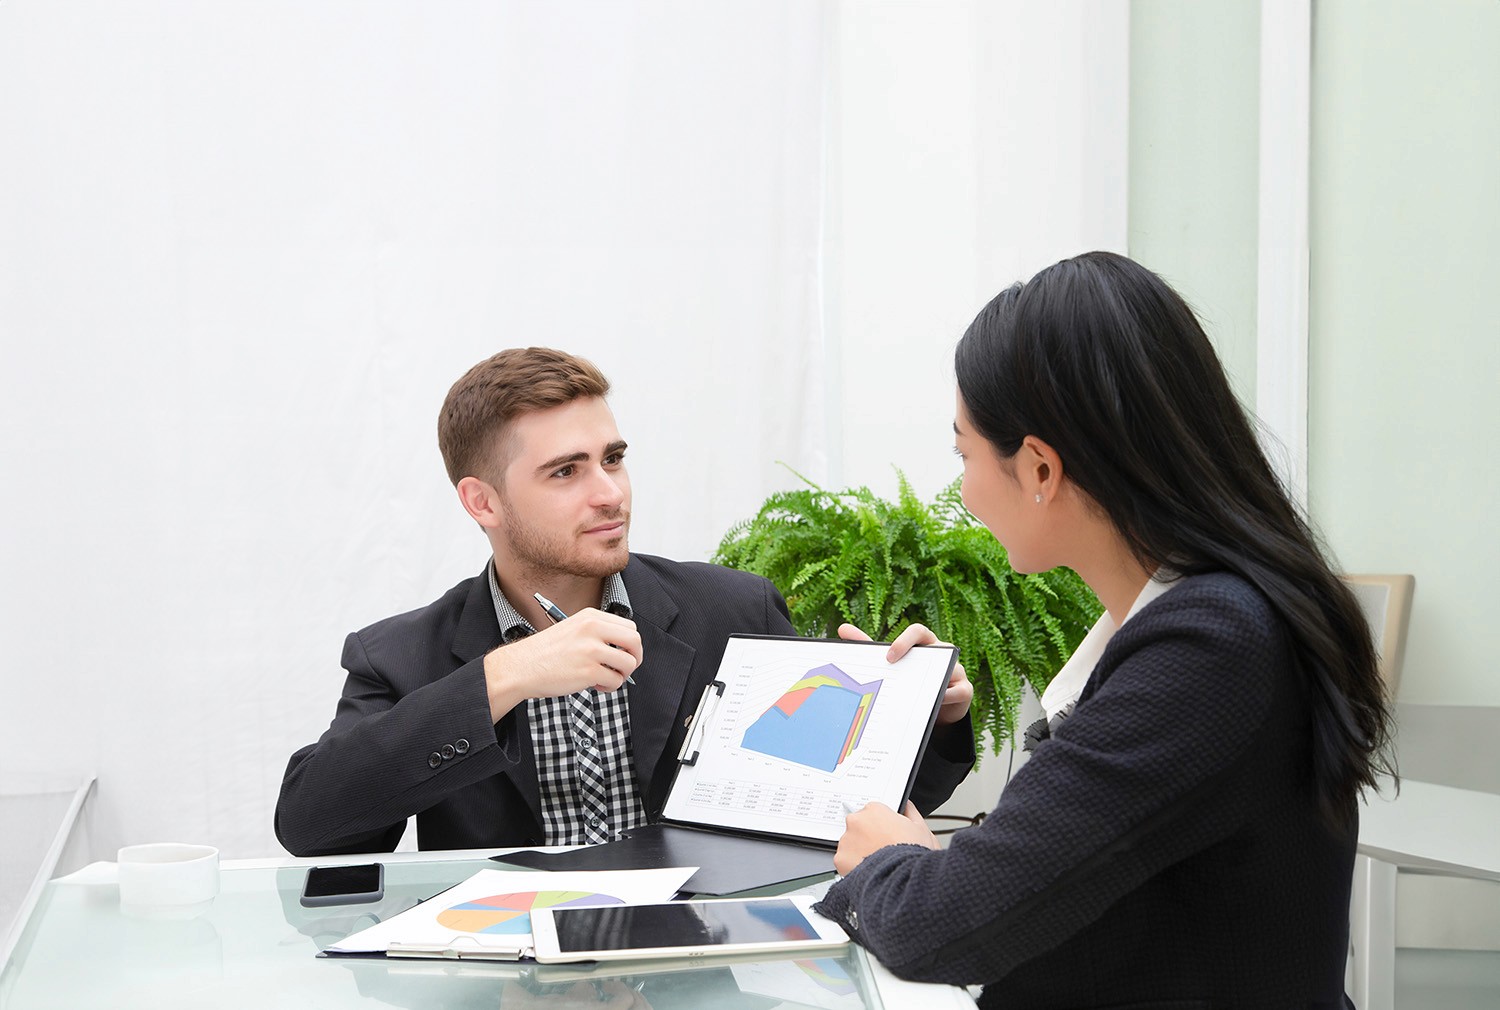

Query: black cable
[927,811,986,836]
[930,746,1018,836]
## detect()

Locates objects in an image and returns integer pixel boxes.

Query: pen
[841,798,864,818]
[533,591,637,685]
[532,591,569,625]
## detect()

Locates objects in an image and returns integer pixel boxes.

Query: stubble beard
[500,497,631,582]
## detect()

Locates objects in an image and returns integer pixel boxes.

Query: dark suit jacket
[276,553,974,856]
[817,572,1356,1010]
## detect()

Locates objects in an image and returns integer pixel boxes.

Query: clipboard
[495,634,957,894]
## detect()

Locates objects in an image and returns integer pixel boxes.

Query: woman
[817,252,1391,1009]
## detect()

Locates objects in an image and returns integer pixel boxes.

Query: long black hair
[955,251,1392,827]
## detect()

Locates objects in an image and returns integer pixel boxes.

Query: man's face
[493,396,631,579]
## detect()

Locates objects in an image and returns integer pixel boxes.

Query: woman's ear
[1019,435,1064,502]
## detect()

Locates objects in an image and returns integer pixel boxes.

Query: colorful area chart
[741,663,882,772]
[435,890,623,935]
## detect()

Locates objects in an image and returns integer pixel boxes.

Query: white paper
[663,637,955,843]
[323,867,698,957]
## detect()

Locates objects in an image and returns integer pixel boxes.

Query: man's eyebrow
[534,451,589,475]
[533,441,628,475]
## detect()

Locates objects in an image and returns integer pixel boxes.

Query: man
[276,347,974,856]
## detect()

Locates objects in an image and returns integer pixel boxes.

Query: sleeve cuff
[814,843,932,942]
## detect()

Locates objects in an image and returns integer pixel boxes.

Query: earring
[1034,494,1043,504]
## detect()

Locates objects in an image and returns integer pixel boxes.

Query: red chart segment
[435,890,624,935]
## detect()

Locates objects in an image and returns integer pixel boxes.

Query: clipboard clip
[676,680,725,766]
[387,941,529,961]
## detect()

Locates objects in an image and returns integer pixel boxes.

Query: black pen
[532,592,637,685]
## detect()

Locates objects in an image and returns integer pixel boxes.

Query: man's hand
[837,622,974,726]
[834,800,939,875]
[483,609,643,722]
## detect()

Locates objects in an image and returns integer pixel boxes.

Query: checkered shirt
[487,563,648,846]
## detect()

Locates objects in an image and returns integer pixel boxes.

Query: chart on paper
[741,664,882,772]
[436,891,624,935]
[322,867,698,957]
[664,636,956,843]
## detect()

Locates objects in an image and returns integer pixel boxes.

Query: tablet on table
[530,895,850,964]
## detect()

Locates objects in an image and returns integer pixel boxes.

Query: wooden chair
[1342,574,1415,697]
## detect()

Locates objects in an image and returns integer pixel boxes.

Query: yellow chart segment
[840,694,876,762]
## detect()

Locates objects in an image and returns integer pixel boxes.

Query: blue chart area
[740,663,882,772]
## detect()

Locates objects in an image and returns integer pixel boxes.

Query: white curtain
[0,0,829,859]
[0,0,1127,859]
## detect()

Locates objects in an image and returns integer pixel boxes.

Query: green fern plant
[713,468,1102,754]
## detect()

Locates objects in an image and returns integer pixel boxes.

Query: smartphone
[530,895,850,964]
[299,862,385,907]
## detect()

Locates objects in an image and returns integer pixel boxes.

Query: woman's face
[954,390,1045,573]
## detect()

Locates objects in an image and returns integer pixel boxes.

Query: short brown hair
[438,347,610,485]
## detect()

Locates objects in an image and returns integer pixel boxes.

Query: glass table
[0,773,95,971]
[0,849,976,1010]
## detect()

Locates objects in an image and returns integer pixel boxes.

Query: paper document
[663,635,956,844]
[322,867,697,960]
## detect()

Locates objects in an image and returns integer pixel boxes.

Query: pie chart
[435,890,624,935]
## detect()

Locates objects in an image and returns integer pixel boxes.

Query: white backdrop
[0,1,1127,860]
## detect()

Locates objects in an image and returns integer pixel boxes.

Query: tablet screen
[549,898,820,954]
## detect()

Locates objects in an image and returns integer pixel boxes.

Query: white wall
[1307,0,1500,706]
[0,1,1129,858]
[1130,1,1500,707]
[1127,0,1261,406]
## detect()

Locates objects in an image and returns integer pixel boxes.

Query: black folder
[493,823,835,896]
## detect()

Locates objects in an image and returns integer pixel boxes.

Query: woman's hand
[837,622,974,725]
[834,801,939,874]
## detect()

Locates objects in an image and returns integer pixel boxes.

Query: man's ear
[456,476,504,530]
[1018,435,1065,503]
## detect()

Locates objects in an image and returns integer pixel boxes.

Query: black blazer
[276,553,974,856]
[817,572,1356,1010]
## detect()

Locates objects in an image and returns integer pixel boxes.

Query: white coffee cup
[117,842,220,916]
